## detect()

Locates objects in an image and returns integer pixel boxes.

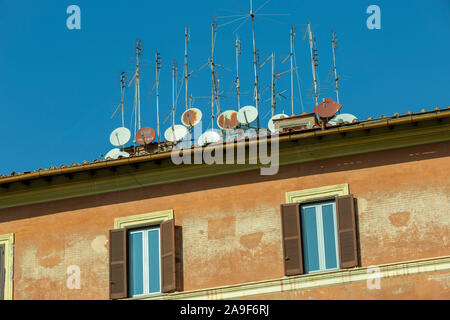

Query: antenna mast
[155,51,161,141]
[120,72,125,127]
[250,0,260,129]
[210,17,218,129]
[135,41,142,130]
[271,53,276,117]
[235,35,241,110]
[307,22,319,106]
[184,26,190,110]
[172,61,177,129]
[331,31,340,104]
[290,26,295,115]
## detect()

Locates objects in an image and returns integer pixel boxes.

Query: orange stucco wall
[0,141,448,299]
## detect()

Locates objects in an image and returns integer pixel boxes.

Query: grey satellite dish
[329,113,358,125]
[164,124,188,142]
[110,127,131,147]
[237,105,258,125]
[105,148,130,160]
[268,113,288,133]
[198,130,222,146]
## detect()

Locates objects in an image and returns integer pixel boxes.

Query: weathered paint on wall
[0,141,448,299]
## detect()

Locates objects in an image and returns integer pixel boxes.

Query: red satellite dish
[136,127,156,145]
[313,97,342,118]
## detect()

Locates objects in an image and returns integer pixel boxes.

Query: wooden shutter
[109,229,128,299]
[336,195,359,268]
[280,203,304,276]
[0,244,4,300]
[174,226,184,292]
[160,219,176,293]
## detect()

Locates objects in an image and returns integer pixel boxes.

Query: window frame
[127,225,162,298]
[300,200,340,274]
[0,233,14,300]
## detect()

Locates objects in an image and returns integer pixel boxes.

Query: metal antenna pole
[235,35,241,110]
[271,53,276,117]
[136,40,142,130]
[250,0,260,129]
[172,61,176,129]
[331,31,340,104]
[290,26,295,115]
[155,51,161,141]
[120,72,125,128]
[184,26,190,110]
[210,17,218,129]
[307,22,319,106]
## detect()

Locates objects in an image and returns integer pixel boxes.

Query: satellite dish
[182,108,203,127]
[268,113,288,133]
[110,127,131,147]
[313,97,342,118]
[198,130,222,146]
[217,110,239,130]
[164,125,188,142]
[105,148,130,160]
[136,127,156,145]
[329,113,358,125]
[237,105,258,125]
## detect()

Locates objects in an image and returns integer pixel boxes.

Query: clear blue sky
[0,0,449,174]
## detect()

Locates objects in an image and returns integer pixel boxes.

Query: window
[281,195,359,276]
[301,201,339,273]
[0,244,4,300]
[0,233,13,300]
[109,218,182,299]
[128,226,161,297]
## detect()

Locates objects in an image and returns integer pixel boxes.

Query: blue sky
[0,0,449,174]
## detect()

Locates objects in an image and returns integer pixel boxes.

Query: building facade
[0,108,449,300]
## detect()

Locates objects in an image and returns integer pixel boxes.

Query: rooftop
[1,105,449,184]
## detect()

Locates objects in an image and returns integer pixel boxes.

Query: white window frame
[301,201,340,273]
[128,227,162,297]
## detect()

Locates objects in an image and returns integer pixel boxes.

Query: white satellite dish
[268,113,288,133]
[110,127,131,147]
[237,105,258,125]
[164,124,188,142]
[198,130,222,146]
[329,113,358,125]
[105,148,130,160]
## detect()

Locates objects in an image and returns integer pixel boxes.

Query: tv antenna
[235,35,242,110]
[331,31,340,104]
[155,51,162,141]
[216,0,290,129]
[111,72,126,127]
[128,40,143,142]
[209,17,220,129]
[306,22,319,106]
[172,60,178,130]
[184,26,193,111]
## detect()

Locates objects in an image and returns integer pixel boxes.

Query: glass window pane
[148,229,161,293]
[129,232,143,296]
[322,204,338,269]
[301,206,320,273]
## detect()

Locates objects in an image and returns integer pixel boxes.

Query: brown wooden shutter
[160,219,176,293]
[281,203,304,276]
[336,195,359,268]
[109,229,128,299]
[174,226,184,292]
[0,244,4,300]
